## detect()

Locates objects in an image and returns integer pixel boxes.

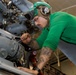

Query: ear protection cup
[39,6,50,16]
[25,2,51,20]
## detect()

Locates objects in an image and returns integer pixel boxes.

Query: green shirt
[36,11,76,51]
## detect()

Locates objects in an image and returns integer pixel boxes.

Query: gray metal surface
[0,57,32,75]
[12,0,33,13]
[0,1,8,13]
[6,23,27,35]
[58,40,76,66]
[0,13,3,22]
[0,29,24,59]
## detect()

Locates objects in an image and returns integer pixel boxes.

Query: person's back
[50,11,76,44]
[50,11,76,65]
[36,11,76,51]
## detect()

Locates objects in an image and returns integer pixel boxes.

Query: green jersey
[36,11,76,51]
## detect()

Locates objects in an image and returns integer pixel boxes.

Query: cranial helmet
[24,1,52,20]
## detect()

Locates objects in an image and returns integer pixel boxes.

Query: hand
[18,67,38,75]
[20,33,31,44]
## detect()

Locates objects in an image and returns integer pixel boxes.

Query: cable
[60,4,76,11]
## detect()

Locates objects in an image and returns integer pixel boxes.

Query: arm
[18,47,53,75]
[28,39,40,50]
[20,33,40,50]
[37,47,53,70]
